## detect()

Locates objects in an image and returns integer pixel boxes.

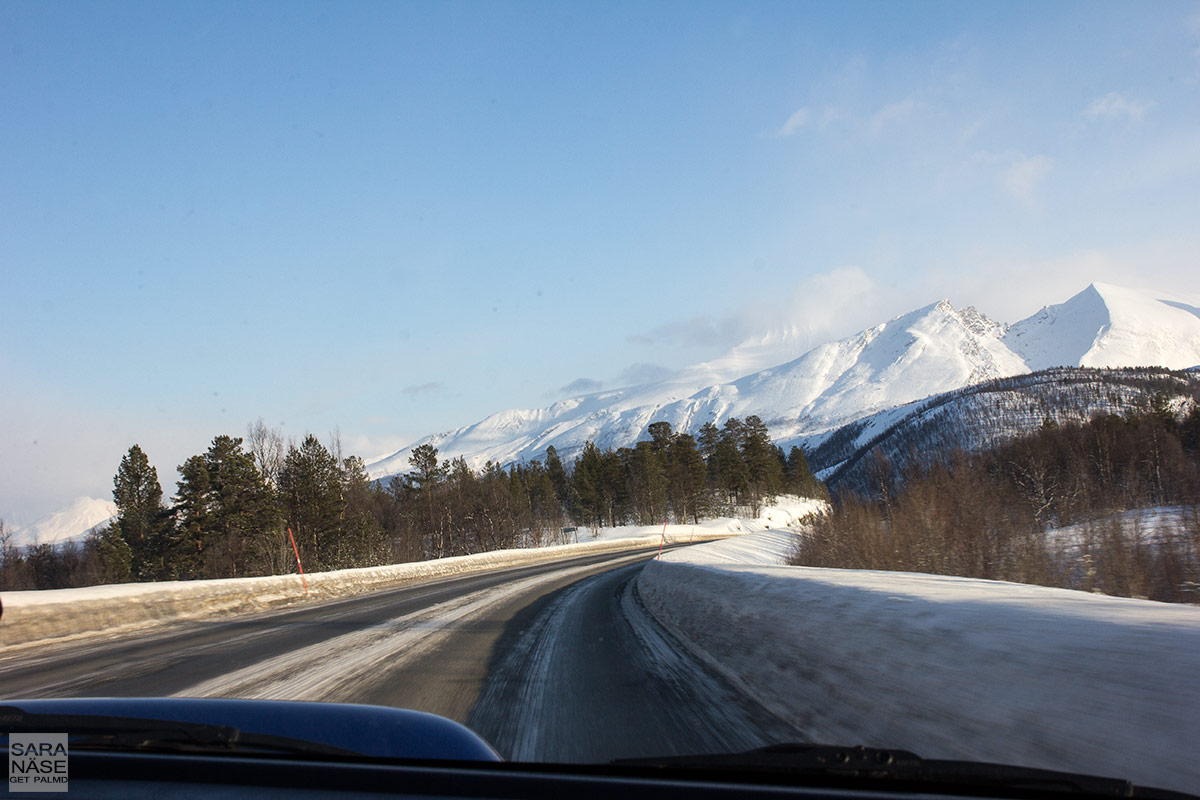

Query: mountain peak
[11,495,116,548]
[366,282,1199,480]
[1006,282,1200,370]
[955,305,1005,337]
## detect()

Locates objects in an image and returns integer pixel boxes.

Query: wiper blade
[614,744,1193,799]
[0,706,359,758]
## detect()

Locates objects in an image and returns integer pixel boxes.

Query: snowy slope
[367,283,1200,479]
[9,496,116,548]
[366,325,827,478]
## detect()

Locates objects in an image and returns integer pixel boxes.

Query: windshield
[3,1,1199,797]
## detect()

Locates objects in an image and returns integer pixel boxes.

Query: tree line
[568,416,823,529]
[1,416,824,590]
[794,400,1200,603]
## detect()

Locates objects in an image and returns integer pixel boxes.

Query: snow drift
[636,530,1200,795]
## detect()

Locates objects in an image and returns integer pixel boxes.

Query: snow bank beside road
[0,531,709,651]
[637,531,1200,794]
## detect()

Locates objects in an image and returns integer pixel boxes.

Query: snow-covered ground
[637,529,1200,795]
[1049,505,1200,546]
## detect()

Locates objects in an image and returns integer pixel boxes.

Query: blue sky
[3,0,1199,525]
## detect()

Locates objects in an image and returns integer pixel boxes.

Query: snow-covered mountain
[8,496,116,548]
[1005,283,1200,370]
[367,283,1200,479]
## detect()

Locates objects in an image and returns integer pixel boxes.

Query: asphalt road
[0,546,802,761]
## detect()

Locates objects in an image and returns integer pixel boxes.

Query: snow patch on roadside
[578,496,828,544]
[637,530,1200,795]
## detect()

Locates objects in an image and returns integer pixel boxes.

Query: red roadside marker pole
[656,517,668,560]
[287,527,309,597]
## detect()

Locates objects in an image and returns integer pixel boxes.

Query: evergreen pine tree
[172,436,277,579]
[84,523,133,584]
[714,418,749,510]
[408,444,447,557]
[603,448,630,526]
[340,455,388,568]
[279,435,344,571]
[628,440,668,524]
[113,444,170,580]
[569,442,606,529]
[173,455,212,578]
[668,432,708,524]
[203,435,277,577]
[544,445,569,510]
[786,445,823,498]
[698,421,720,463]
[647,421,674,457]
[741,415,783,514]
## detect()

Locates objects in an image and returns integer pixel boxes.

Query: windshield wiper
[613,744,1194,799]
[0,706,359,758]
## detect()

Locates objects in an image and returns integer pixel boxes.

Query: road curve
[468,560,804,761]
[0,545,802,761]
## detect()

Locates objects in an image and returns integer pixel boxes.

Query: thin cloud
[775,107,811,137]
[868,98,920,136]
[616,363,672,386]
[402,382,444,397]
[818,106,843,128]
[552,365,673,399]
[345,433,416,463]
[1001,154,1053,201]
[558,377,604,396]
[628,267,886,366]
[754,265,887,351]
[1084,92,1153,121]
[627,314,742,351]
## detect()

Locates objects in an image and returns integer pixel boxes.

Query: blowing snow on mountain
[367,283,1200,480]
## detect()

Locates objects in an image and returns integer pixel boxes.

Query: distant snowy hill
[9,496,116,548]
[367,283,1200,479]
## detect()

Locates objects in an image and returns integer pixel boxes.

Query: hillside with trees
[795,403,1200,603]
[807,366,1200,495]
